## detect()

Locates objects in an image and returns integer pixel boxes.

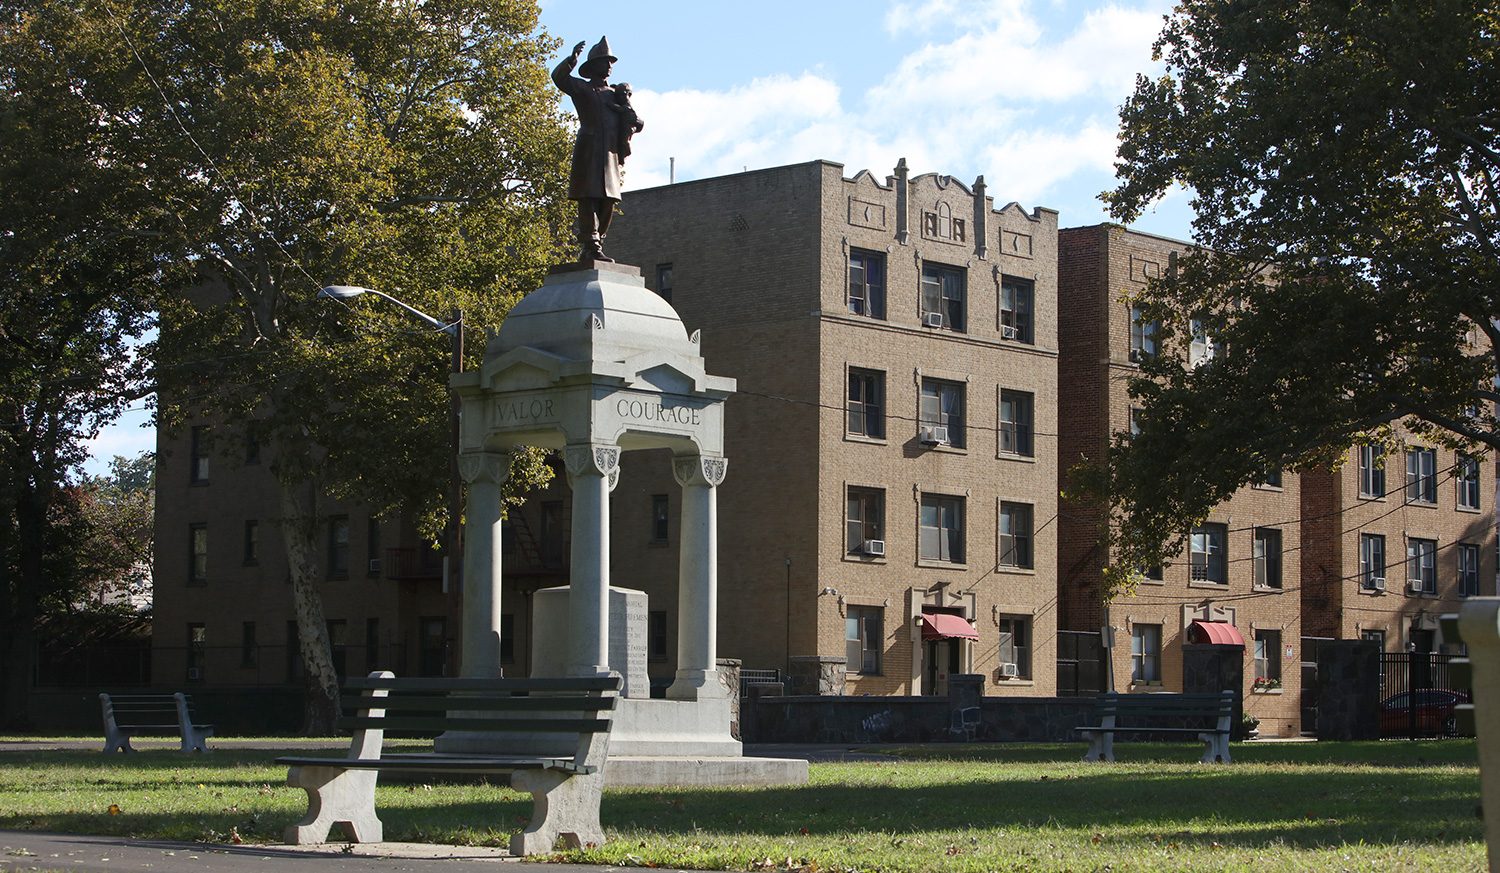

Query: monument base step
[604,755,809,787]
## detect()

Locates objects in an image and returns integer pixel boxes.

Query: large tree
[0,7,174,726]
[1090,0,1500,590]
[112,0,571,731]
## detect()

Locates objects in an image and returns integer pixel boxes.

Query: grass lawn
[0,740,1483,872]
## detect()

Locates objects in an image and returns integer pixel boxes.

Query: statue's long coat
[552,55,624,202]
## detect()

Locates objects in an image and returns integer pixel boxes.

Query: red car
[1379,689,1469,737]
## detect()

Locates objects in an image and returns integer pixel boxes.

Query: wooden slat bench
[99,692,213,753]
[1078,690,1235,763]
[277,672,621,856]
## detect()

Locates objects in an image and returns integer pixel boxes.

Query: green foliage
[1093,0,1500,580]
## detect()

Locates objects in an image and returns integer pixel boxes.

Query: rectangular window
[240,621,257,668]
[1360,533,1386,588]
[650,494,669,543]
[1000,276,1034,343]
[187,623,206,681]
[847,249,886,319]
[847,368,886,439]
[1253,527,1282,589]
[998,502,1033,569]
[189,425,210,483]
[1129,305,1159,360]
[1254,629,1281,682]
[1128,407,1143,438]
[365,617,380,670]
[648,610,668,661]
[1458,454,1481,510]
[500,614,515,664]
[999,389,1034,457]
[1406,448,1437,503]
[919,377,965,448]
[845,605,883,675]
[1190,523,1227,584]
[919,262,965,332]
[846,487,885,555]
[1131,624,1161,683]
[541,500,565,567]
[243,520,259,566]
[326,619,347,677]
[1358,445,1386,497]
[997,616,1031,679]
[328,515,350,579]
[654,263,673,303]
[1407,537,1437,594]
[1189,317,1215,367]
[366,517,382,577]
[1459,543,1481,597]
[189,524,208,585]
[1260,469,1283,488]
[919,493,965,564]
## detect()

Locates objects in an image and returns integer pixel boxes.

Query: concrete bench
[1078,690,1235,763]
[99,692,213,753]
[277,672,621,856]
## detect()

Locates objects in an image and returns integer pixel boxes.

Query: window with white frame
[845,605,882,674]
[1000,276,1034,343]
[1405,447,1437,503]
[998,616,1031,679]
[1407,537,1437,594]
[1189,316,1216,367]
[847,249,885,319]
[189,524,208,585]
[846,487,884,556]
[190,425,210,484]
[919,493,965,564]
[1360,533,1386,588]
[919,262,965,332]
[328,515,350,579]
[1131,624,1161,683]
[919,377,965,448]
[1129,305,1159,360]
[1459,543,1481,596]
[1253,527,1282,589]
[1254,629,1281,682]
[1358,445,1386,497]
[1458,454,1481,510]
[847,368,885,439]
[999,389,1033,457]
[1190,523,1227,584]
[998,502,1033,569]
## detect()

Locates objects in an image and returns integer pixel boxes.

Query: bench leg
[103,732,133,754]
[509,771,605,856]
[179,726,213,754]
[1080,730,1114,763]
[283,766,383,845]
[1198,731,1231,764]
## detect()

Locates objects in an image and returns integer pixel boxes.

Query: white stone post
[669,455,727,700]
[563,443,620,677]
[456,451,509,678]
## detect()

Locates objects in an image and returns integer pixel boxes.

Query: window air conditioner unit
[1369,576,1386,592]
[186,667,203,681]
[368,558,382,575]
[1408,579,1425,594]
[1129,348,1144,363]
[861,539,886,557]
[925,312,945,328]
[999,662,1020,679]
[1001,324,1018,340]
[920,425,949,446]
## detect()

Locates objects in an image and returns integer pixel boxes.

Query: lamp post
[318,285,466,677]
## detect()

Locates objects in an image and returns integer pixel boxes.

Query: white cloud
[978,118,1119,205]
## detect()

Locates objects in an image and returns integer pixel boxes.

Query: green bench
[99,692,213,753]
[278,672,621,856]
[1078,690,1235,763]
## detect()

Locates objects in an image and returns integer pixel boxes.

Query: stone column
[456,451,509,678]
[562,443,620,677]
[668,455,727,700]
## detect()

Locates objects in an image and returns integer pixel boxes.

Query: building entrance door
[923,639,960,696]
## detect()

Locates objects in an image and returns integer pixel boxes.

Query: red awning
[921,612,979,641]
[1188,619,1245,646]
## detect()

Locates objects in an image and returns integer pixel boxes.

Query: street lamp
[318,284,467,676]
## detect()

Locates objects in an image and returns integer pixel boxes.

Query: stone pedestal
[531,586,648,699]
[789,656,847,696]
[1315,640,1380,740]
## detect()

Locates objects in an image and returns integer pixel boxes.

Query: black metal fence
[1056,630,1106,697]
[1378,651,1469,739]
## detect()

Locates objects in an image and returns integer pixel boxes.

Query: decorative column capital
[458,451,511,486]
[673,455,728,488]
[564,443,620,479]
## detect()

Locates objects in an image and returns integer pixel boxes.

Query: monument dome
[490,264,695,364]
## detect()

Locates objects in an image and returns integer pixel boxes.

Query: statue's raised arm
[552,36,633,263]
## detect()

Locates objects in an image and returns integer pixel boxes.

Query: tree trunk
[278,478,341,735]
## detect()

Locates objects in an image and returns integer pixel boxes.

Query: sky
[81,0,1192,477]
